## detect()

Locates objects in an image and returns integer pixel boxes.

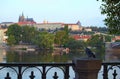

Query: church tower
[77,21,81,26]
[18,13,25,22]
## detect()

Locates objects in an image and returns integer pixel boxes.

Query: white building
[0,22,14,27]
[84,28,92,32]
[0,29,8,44]
[33,21,82,31]
[34,22,64,31]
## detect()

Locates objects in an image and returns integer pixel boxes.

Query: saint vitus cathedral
[18,13,36,25]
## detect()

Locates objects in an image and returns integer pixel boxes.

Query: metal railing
[0,63,74,79]
[0,62,120,79]
[102,62,120,79]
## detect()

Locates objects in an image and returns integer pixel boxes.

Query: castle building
[34,21,64,31]
[18,13,25,22]
[34,20,82,31]
[17,13,82,31]
[0,22,14,28]
[18,13,36,26]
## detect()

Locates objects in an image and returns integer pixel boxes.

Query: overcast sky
[0,0,105,27]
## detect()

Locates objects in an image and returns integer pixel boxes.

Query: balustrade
[0,62,120,79]
[102,62,120,79]
[0,63,74,79]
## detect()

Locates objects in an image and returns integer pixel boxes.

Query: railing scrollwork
[0,63,74,79]
[102,62,120,79]
[0,62,120,79]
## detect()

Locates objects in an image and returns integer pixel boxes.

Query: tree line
[98,0,120,34]
[6,24,72,49]
[6,24,113,59]
[6,24,90,50]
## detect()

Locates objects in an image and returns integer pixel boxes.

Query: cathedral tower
[18,13,25,22]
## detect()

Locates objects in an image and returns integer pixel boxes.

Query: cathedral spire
[77,20,81,26]
[22,12,24,17]
[18,12,25,22]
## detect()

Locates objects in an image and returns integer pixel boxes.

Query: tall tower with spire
[18,12,36,25]
[18,13,25,22]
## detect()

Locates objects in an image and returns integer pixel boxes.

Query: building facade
[34,22,64,31]
[0,28,7,44]
[72,34,91,42]
[0,22,14,28]
[34,20,82,31]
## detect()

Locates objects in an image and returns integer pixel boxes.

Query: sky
[0,0,106,27]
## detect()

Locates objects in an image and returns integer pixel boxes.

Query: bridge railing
[0,63,74,79]
[0,61,120,79]
[102,62,120,79]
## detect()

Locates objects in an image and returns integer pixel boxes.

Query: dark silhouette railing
[0,62,120,79]
[102,62,120,79]
[0,63,74,79]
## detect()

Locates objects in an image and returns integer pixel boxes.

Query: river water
[0,49,83,79]
[0,49,120,79]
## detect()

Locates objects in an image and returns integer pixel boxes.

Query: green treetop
[6,24,22,45]
[99,0,120,34]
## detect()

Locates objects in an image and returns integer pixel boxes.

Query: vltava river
[0,49,120,79]
[0,49,85,79]
[0,49,86,63]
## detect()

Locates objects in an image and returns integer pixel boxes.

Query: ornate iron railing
[0,62,120,79]
[102,62,120,79]
[0,63,74,79]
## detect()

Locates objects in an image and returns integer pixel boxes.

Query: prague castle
[1,13,83,32]
[18,13,36,25]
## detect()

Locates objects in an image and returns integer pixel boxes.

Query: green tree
[6,24,21,45]
[54,30,66,46]
[41,32,54,49]
[33,31,54,49]
[87,35,102,47]
[99,0,120,34]
[104,35,112,42]
[21,26,37,44]
[54,25,70,46]
[7,35,16,45]
[66,39,86,50]
[87,35,105,59]
[63,25,70,44]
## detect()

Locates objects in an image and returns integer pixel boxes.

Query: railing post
[64,66,69,79]
[18,66,22,79]
[103,64,108,79]
[42,66,46,79]
[72,58,101,79]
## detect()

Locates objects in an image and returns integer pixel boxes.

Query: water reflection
[105,42,120,62]
[0,49,6,63]
[0,49,85,63]
[1,47,120,63]
[1,48,120,79]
